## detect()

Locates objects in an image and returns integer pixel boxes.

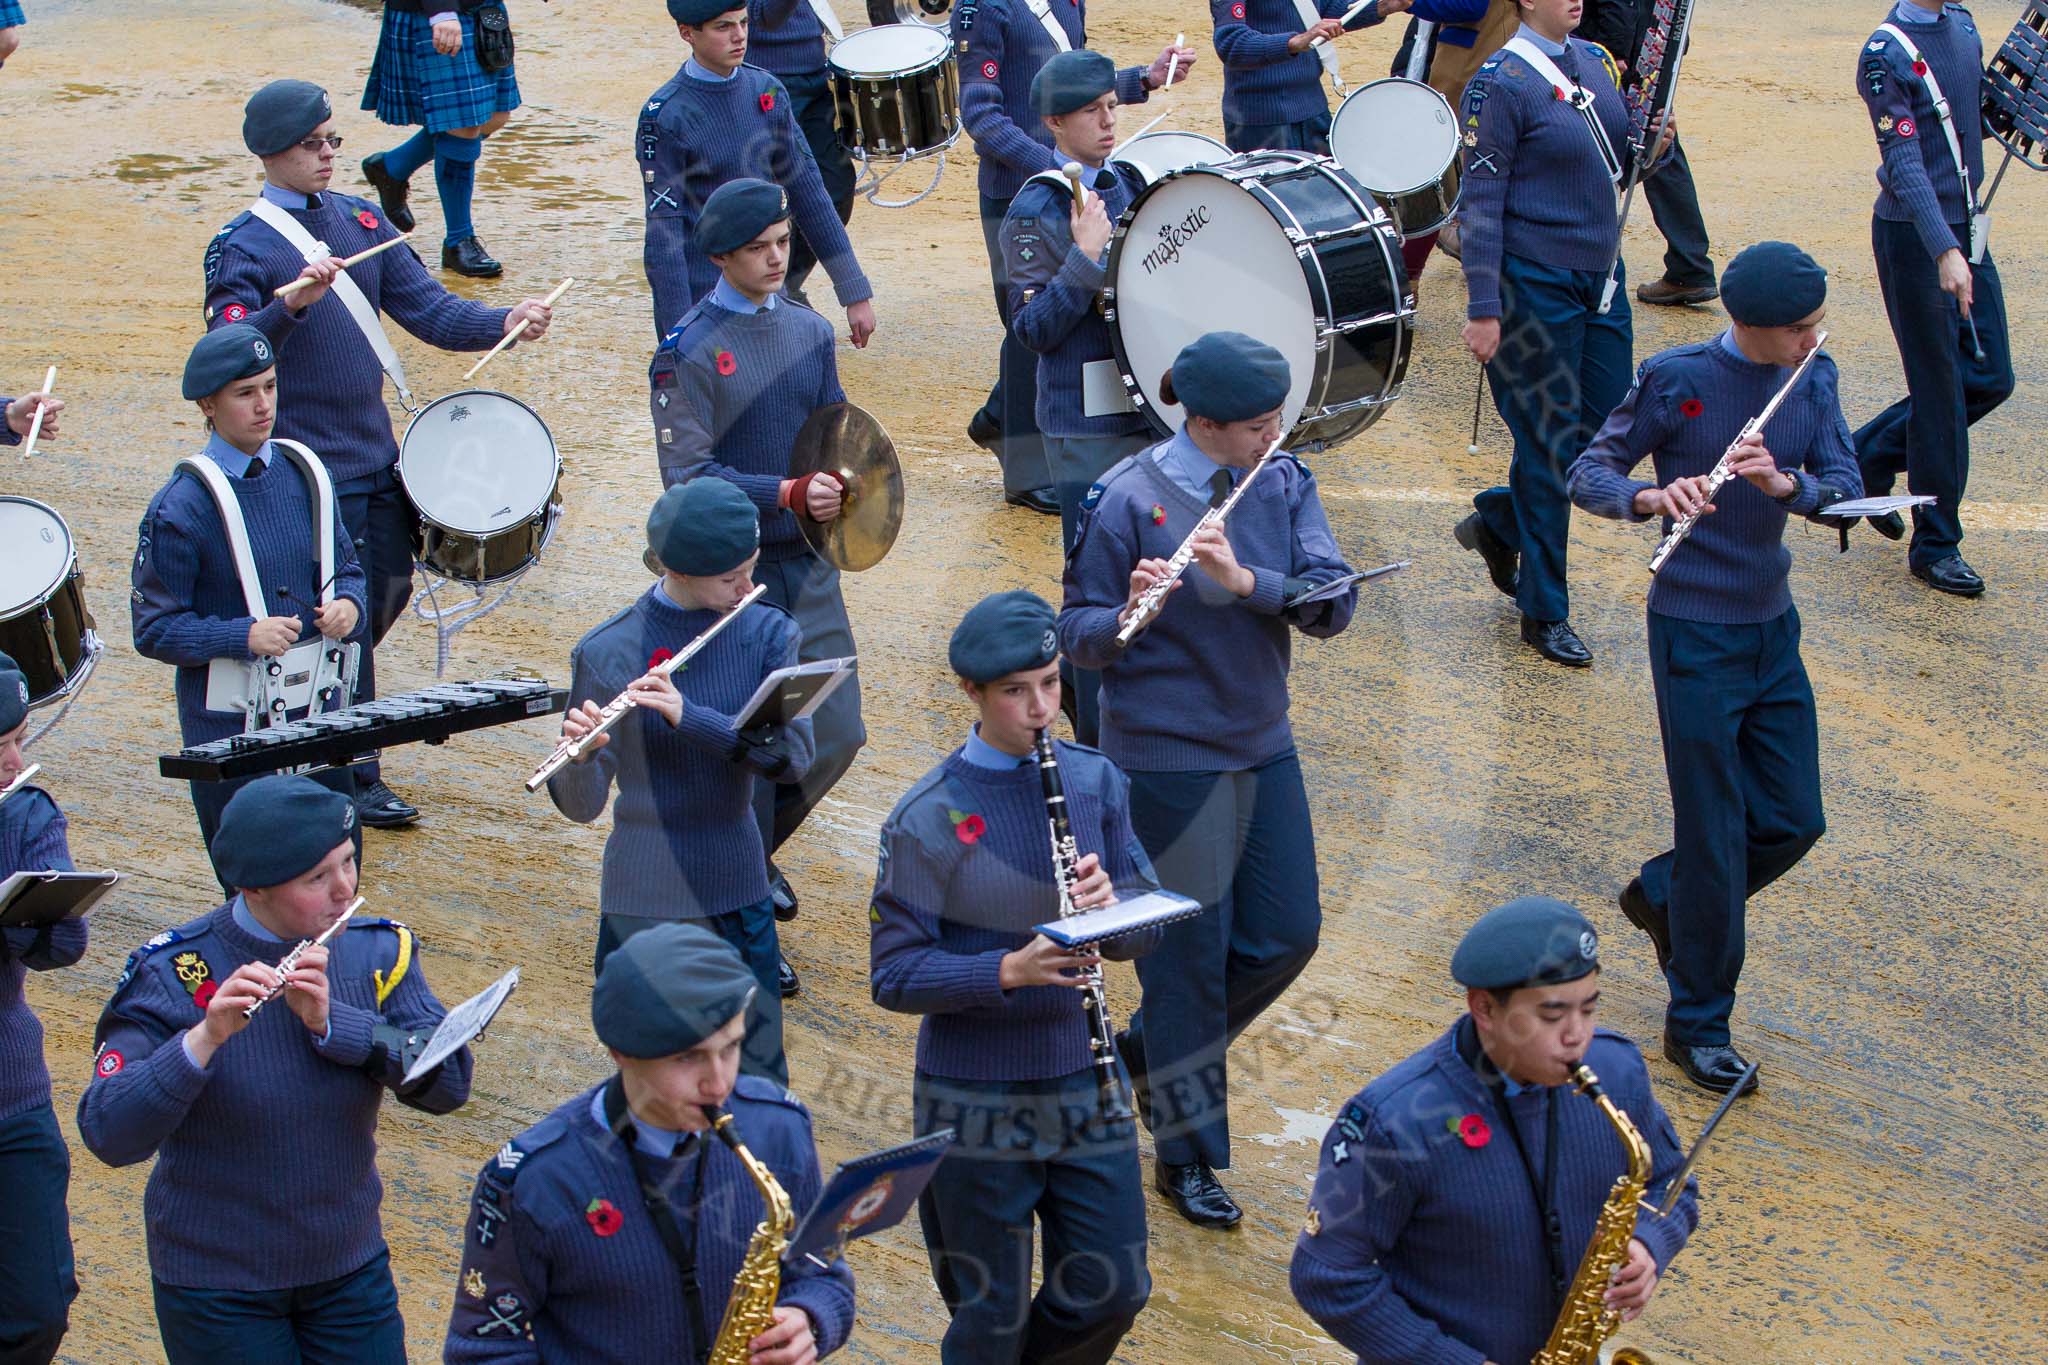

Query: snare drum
[0,497,99,708]
[1329,78,1462,239]
[829,24,961,162]
[1106,151,1414,450]
[1113,130,1231,185]
[397,390,562,587]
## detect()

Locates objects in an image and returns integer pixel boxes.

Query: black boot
[442,235,503,279]
[360,152,417,234]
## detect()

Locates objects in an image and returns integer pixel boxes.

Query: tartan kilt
[0,0,25,27]
[360,8,521,133]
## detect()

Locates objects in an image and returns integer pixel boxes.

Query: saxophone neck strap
[603,1075,712,1360]
[1461,1015,1568,1305]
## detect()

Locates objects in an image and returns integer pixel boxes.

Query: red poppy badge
[715,350,738,377]
[760,91,776,113]
[1679,398,1705,419]
[948,809,986,845]
[649,647,675,670]
[585,1198,623,1237]
[193,981,218,1011]
[358,209,379,229]
[1448,1113,1491,1149]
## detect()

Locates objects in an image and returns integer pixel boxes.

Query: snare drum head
[1330,79,1459,194]
[399,391,560,536]
[830,23,948,76]
[1111,169,1315,435]
[1116,131,1231,184]
[0,497,74,613]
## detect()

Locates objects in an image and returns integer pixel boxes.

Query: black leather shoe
[1912,555,1985,597]
[1005,487,1061,516]
[359,152,417,234]
[1453,513,1519,598]
[769,866,799,922]
[1115,1030,1152,1130]
[778,956,801,999]
[442,235,503,278]
[1520,617,1593,667]
[1866,510,1906,541]
[1154,1162,1241,1229]
[1618,877,1671,972]
[354,780,420,829]
[967,407,1002,455]
[1663,1030,1759,1096]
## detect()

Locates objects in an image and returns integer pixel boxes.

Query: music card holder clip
[0,869,121,930]
[1035,889,1203,948]
[1817,494,1938,553]
[404,967,519,1085]
[1284,559,1411,611]
[784,1128,956,1271]
[735,656,857,732]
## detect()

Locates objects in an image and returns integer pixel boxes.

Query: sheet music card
[404,967,519,1084]
[0,870,121,929]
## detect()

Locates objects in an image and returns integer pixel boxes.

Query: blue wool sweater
[1568,336,1863,624]
[444,1076,855,1362]
[131,444,370,748]
[548,585,813,919]
[953,0,1153,200]
[747,0,830,76]
[1290,1022,1698,1365]
[650,296,846,550]
[1460,30,1631,320]
[1208,0,1418,126]
[78,904,471,1290]
[1058,437,1355,772]
[1003,162,1152,440]
[0,787,87,1124]
[1859,3,1987,261]
[638,61,872,334]
[202,187,510,485]
[870,737,1161,1081]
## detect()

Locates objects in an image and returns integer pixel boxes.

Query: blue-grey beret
[1721,241,1827,328]
[0,650,28,735]
[593,921,758,1058]
[1450,896,1601,991]
[1171,331,1291,423]
[212,774,358,891]
[242,79,333,157]
[668,0,747,23]
[648,478,761,576]
[694,178,791,257]
[949,590,1059,683]
[183,324,276,401]
[1030,49,1117,116]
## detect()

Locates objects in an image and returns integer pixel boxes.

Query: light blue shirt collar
[204,430,272,473]
[589,1087,699,1159]
[1513,23,1571,57]
[259,181,321,211]
[683,57,740,83]
[1158,427,1232,504]
[962,724,1031,770]
[711,276,778,314]
[1891,0,1943,24]
[231,895,287,942]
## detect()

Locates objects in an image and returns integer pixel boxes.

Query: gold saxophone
[1532,1063,1661,1365]
[704,1104,795,1365]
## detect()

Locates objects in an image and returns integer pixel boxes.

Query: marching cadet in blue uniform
[870,591,1161,1364]
[0,656,86,1365]
[640,0,878,342]
[955,0,1192,514]
[548,478,812,1083]
[1058,333,1355,1229]
[747,0,857,306]
[652,179,866,997]
[1850,0,2014,597]
[444,922,855,1363]
[2,385,61,447]
[78,775,474,1365]
[1291,898,1699,1363]
[204,79,556,830]
[1210,0,1446,154]
[1568,242,1860,1095]
[132,327,367,893]
[359,0,524,277]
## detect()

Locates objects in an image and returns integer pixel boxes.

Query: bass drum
[1329,77,1462,239]
[1113,130,1232,185]
[1105,151,1413,450]
[866,0,952,30]
[397,390,562,586]
[0,497,99,708]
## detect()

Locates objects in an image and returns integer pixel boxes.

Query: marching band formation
[0,0,2039,1360]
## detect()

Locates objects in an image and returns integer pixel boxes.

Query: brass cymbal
[787,401,904,573]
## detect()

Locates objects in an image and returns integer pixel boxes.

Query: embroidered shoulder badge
[463,1269,487,1300]
[171,951,212,999]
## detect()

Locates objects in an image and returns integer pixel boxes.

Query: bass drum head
[1115,130,1232,185]
[398,390,560,537]
[1110,168,1318,437]
[830,21,948,75]
[0,497,73,615]
[866,0,951,28]
[1330,78,1460,195]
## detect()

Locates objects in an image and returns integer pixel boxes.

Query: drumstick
[463,277,576,381]
[1062,161,1089,209]
[1165,31,1185,87]
[273,234,413,298]
[19,365,56,459]
[1311,0,1371,48]
[1467,365,1485,455]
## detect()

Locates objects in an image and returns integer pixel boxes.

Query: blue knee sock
[432,133,483,245]
[381,128,435,182]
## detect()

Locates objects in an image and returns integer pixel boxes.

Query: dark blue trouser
[190,766,358,897]
[1223,109,1331,156]
[780,67,857,299]
[1477,253,1634,623]
[978,193,1054,497]
[337,470,419,791]
[1641,135,1715,288]
[914,1068,1149,1365]
[595,897,786,1085]
[1121,751,1322,1169]
[1641,607,1823,1046]
[1853,215,2015,569]
[152,1248,405,1365]
[1046,432,1153,746]
[0,1104,74,1365]
[749,548,865,859]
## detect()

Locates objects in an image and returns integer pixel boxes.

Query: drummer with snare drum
[1210,0,1460,154]
[202,78,555,831]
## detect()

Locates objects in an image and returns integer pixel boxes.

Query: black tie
[244,458,264,479]
[1208,469,1234,509]
[306,193,323,212]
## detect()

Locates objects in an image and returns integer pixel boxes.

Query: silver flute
[526,583,766,792]
[243,896,362,1019]
[0,765,41,803]
[1648,332,1827,575]
[1114,436,1284,647]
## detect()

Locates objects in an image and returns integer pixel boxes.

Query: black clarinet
[1033,729,1134,1121]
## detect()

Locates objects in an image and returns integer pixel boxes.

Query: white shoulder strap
[247,198,416,409]
[1023,167,1078,200]
[1405,18,1436,82]
[1023,0,1072,53]
[803,0,844,41]
[269,439,338,606]
[176,456,268,620]
[1504,37,1624,185]
[1291,0,1341,85]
